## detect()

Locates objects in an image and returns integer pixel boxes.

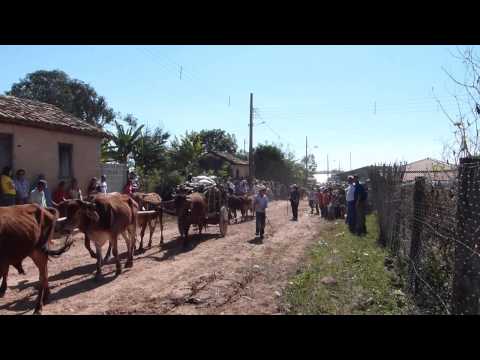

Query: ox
[0,204,73,314]
[227,194,248,223]
[99,192,165,259]
[244,194,255,219]
[174,192,207,246]
[131,192,164,251]
[61,194,138,281]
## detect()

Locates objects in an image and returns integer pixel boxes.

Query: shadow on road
[0,265,117,314]
[148,233,220,262]
[248,237,263,245]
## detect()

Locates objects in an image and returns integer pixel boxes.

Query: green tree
[301,154,317,174]
[6,70,116,127]
[104,117,144,163]
[254,144,289,182]
[198,129,238,153]
[170,131,204,176]
[133,127,170,176]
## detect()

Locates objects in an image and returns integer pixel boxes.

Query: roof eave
[0,116,107,138]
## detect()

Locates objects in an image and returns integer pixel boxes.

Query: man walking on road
[345,176,356,233]
[254,185,268,240]
[289,184,300,221]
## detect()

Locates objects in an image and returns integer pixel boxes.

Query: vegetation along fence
[368,157,480,314]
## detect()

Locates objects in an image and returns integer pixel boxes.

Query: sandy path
[0,200,326,315]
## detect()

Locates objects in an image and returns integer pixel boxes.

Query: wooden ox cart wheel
[219,206,229,237]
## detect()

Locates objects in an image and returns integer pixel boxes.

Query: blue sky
[0,45,474,173]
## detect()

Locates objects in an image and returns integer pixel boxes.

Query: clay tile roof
[207,150,249,165]
[0,95,107,138]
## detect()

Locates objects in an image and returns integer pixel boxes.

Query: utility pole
[350,152,352,170]
[248,93,254,183]
[243,139,246,154]
[180,66,183,80]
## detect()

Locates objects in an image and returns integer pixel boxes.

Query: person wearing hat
[254,185,268,240]
[289,184,300,221]
[31,174,53,207]
[30,179,47,208]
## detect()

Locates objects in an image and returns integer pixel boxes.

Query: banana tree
[104,120,145,163]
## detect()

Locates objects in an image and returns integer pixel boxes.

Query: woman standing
[68,178,83,200]
[14,169,30,205]
[87,177,99,196]
[0,166,16,206]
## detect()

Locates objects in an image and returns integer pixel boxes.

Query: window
[0,133,13,170]
[58,143,73,179]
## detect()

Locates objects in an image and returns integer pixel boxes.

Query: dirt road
[0,200,326,315]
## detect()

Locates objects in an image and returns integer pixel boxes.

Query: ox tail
[42,234,75,258]
[39,206,75,258]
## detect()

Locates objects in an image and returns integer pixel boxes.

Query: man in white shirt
[30,180,47,208]
[345,176,356,233]
[254,186,268,240]
[98,175,108,194]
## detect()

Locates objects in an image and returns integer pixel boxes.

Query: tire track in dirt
[0,200,327,315]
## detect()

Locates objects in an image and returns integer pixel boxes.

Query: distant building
[334,166,374,182]
[403,157,456,183]
[0,96,107,192]
[199,150,249,179]
[334,157,456,184]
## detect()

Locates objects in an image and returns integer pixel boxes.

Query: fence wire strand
[369,162,480,314]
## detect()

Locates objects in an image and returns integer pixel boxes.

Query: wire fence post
[453,156,480,315]
[408,176,425,295]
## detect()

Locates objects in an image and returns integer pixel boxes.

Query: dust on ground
[0,200,327,315]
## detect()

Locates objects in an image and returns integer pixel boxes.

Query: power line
[136,46,233,108]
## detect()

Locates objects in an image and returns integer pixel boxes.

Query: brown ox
[0,205,73,314]
[100,192,165,259]
[227,194,248,223]
[244,195,255,218]
[174,192,207,246]
[132,192,164,251]
[61,194,138,281]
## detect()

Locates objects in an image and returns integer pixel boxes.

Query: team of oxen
[0,189,257,314]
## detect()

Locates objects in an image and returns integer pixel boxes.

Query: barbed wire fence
[368,157,480,314]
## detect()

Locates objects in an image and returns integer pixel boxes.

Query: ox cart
[162,183,229,239]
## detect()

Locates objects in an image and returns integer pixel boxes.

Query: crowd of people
[0,166,85,208]
[0,166,141,211]
[287,175,368,236]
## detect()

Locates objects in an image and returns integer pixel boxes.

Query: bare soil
[0,200,326,315]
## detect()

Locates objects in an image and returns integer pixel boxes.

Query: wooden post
[408,176,425,295]
[452,157,480,314]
